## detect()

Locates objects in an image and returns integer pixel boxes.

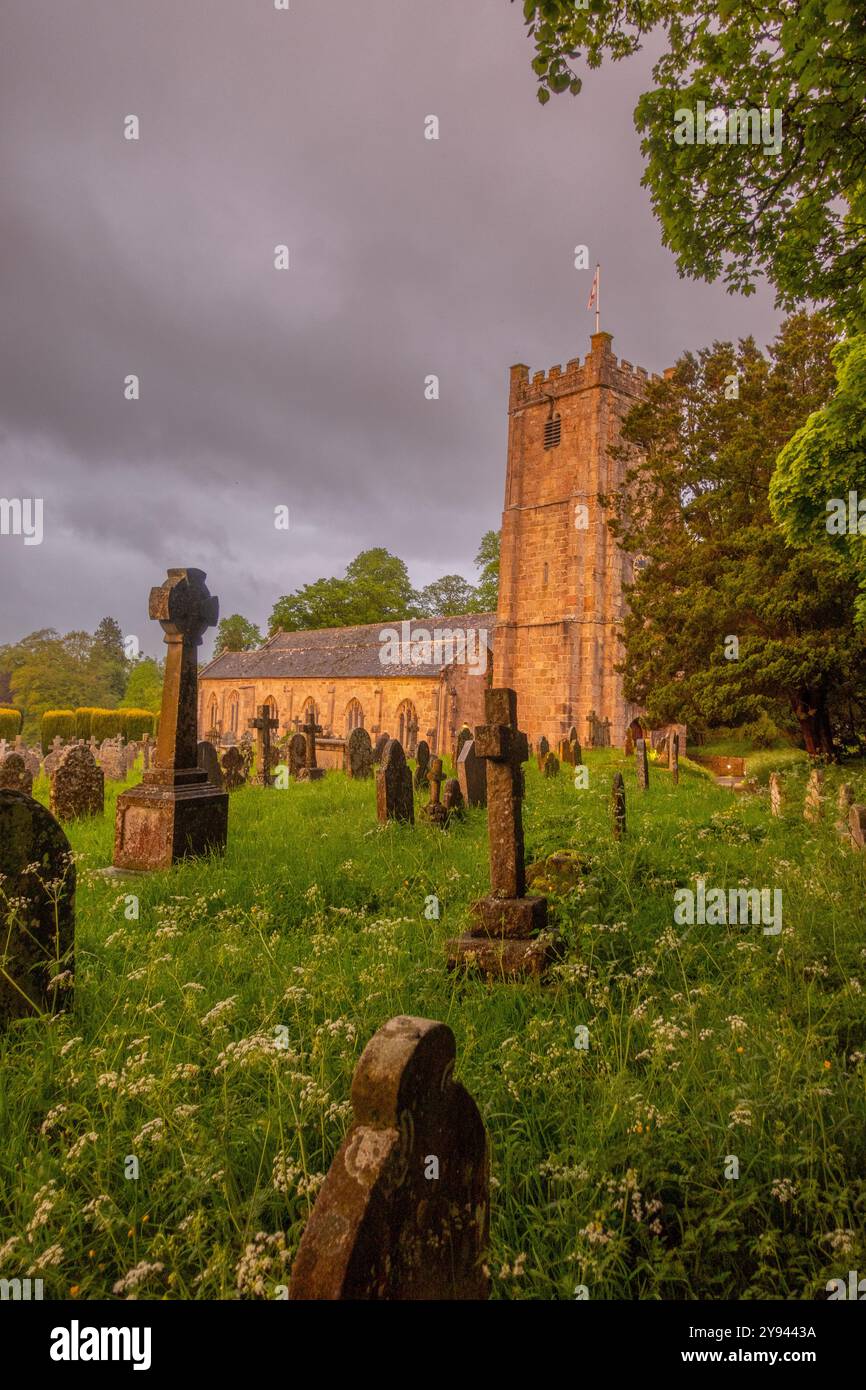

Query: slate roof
[200,613,496,682]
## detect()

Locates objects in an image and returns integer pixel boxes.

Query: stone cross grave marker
[197,740,225,791]
[346,727,373,779]
[297,708,325,781]
[0,790,75,1027]
[636,738,649,792]
[670,732,679,786]
[249,705,279,787]
[113,568,228,871]
[413,740,430,791]
[0,753,33,795]
[612,771,626,840]
[289,1015,489,1301]
[457,737,486,808]
[376,739,414,825]
[447,688,556,979]
[423,756,447,826]
[804,767,824,823]
[50,744,104,822]
[220,745,247,791]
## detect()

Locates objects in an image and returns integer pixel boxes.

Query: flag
[587,265,599,311]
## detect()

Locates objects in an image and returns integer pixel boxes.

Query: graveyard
[2,717,865,1299]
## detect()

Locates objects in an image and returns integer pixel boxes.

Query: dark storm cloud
[0,0,780,653]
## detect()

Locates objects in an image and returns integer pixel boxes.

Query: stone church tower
[494,331,654,748]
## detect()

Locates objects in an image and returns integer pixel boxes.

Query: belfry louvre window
[544,413,561,449]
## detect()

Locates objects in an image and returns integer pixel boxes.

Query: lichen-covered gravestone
[289,1015,489,1300]
[422,757,448,827]
[0,753,33,795]
[376,739,414,825]
[50,745,104,822]
[457,737,486,808]
[413,740,430,791]
[0,790,75,1026]
[612,771,626,840]
[346,727,373,780]
[197,740,225,791]
[636,738,649,792]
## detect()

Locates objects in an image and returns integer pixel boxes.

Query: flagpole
[596,263,600,334]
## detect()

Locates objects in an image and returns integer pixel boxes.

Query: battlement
[510,332,660,408]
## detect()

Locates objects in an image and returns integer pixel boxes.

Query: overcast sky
[0,0,780,660]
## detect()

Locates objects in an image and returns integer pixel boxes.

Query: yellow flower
[69,1285,80,1297]
[736,1046,744,1054]
[823,1060,831,1070]
[88,1250,95,1259]
[142,1214,150,1224]
[127,1228,135,1237]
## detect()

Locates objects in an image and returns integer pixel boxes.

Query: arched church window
[345,699,364,735]
[263,695,279,730]
[228,692,239,732]
[396,699,419,755]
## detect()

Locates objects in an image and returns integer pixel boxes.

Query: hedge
[122,709,156,741]
[90,709,125,742]
[75,707,101,740]
[41,709,77,752]
[0,707,23,741]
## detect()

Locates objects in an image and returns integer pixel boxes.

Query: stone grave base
[468,894,548,938]
[297,767,326,781]
[113,778,228,871]
[445,932,561,980]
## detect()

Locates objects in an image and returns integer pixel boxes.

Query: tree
[120,657,164,713]
[214,614,263,656]
[416,575,478,617]
[473,530,500,611]
[0,629,121,739]
[517,0,866,329]
[606,314,864,757]
[91,615,128,700]
[269,549,417,634]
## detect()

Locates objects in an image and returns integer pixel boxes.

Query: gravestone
[557,738,574,767]
[624,730,635,757]
[804,768,824,823]
[346,727,374,780]
[249,705,279,787]
[113,569,228,871]
[535,735,549,771]
[838,783,854,818]
[374,733,390,765]
[769,773,783,817]
[220,746,247,791]
[636,738,649,792]
[422,757,448,827]
[376,739,414,825]
[297,708,326,781]
[0,753,33,795]
[288,733,307,779]
[670,732,679,787]
[413,740,430,791]
[42,739,66,779]
[22,748,42,782]
[849,804,866,849]
[542,751,559,778]
[457,738,486,808]
[142,734,152,771]
[454,726,473,763]
[0,790,75,1026]
[50,745,104,822]
[289,1015,489,1300]
[98,743,127,781]
[197,740,225,791]
[570,736,582,767]
[612,771,626,840]
[442,778,465,821]
[447,688,556,979]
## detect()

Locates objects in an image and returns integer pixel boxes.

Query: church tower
[494,331,653,748]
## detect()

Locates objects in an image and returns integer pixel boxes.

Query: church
[197,331,653,757]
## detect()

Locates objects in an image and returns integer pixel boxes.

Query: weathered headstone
[542,751,560,778]
[442,778,465,821]
[346,727,374,780]
[374,733,390,765]
[50,745,104,821]
[612,771,626,840]
[557,738,574,767]
[838,783,854,817]
[804,767,824,823]
[636,738,649,792]
[670,732,679,787]
[454,726,473,763]
[570,736,583,767]
[0,753,33,795]
[376,739,414,825]
[197,740,225,791]
[142,734,152,771]
[113,569,228,871]
[849,803,866,849]
[0,790,75,1026]
[447,688,556,978]
[220,745,247,791]
[288,733,307,779]
[769,772,783,817]
[456,737,486,808]
[413,740,430,791]
[249,705,279,787]
[289,1015,489,1300]
[535,735,550,771]
[297,707,326,782]
[422,757,448,827]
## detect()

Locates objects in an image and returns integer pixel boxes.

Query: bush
[90,709,124,742]
[41,709,77,752]
[0,707,23,741]
[75,707,100,740]
[122,709,156,741]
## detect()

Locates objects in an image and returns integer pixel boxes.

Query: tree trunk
[790,689,836,760]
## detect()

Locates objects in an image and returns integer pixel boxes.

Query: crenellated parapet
[509,332,661,410]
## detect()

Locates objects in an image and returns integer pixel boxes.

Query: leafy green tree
[120,657,164,713]
[91,616,128,699]
[269,549,417,633]
[416,575,478,617]
[473,530,500,611]
[0,629,120,739]
[214,614,263,656]
[607,314,863,757]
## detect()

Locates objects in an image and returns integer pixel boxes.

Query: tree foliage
[214,614,263,657]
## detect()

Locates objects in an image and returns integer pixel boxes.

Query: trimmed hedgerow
[0,707,23,741]
[90,709,124,742]
[75,707,100,740]
[121,709,156,741]
[41,709,77,752]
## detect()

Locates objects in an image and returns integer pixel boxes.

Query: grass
[1,750,866,1300]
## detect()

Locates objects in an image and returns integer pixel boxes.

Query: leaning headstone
[542,751,559,778]
[0,790,75,1026]
[221,746,247,791]
[346,727,374,780]
[50,745,104,822]
[0,753,33,795]
[413,740,430,791]
[288,733,307,779]
[849,804,866,849]
[457,737,487,808]
[535,735,550,771]
[804,768,824,823]
[612,771,626,840]
[636,738,649,792]
[289,1015,489,1300]
[447,688,557,979]
[113,569,228,871]
[376,739,414,825]
[197,740,225,791]
[670,732,679,787]
[374,733,390,765]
